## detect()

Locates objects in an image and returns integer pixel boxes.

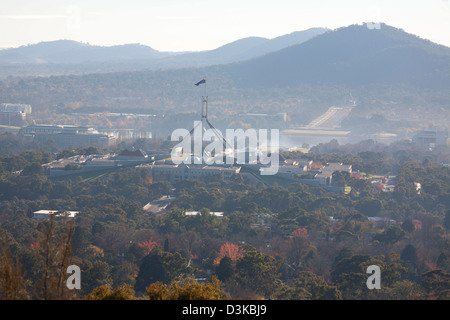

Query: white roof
[33,210,78,218]
[185,211,224,217]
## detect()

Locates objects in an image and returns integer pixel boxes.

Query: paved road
[383,176,396,192]
[306,106,353,129]
[143,195,175,213]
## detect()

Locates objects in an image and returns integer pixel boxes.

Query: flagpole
[204,77,207,120]
[204,76,206,97]
[189,76,232,160]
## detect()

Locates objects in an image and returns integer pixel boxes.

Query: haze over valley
[1,1,450,303]
[1,23,449,148]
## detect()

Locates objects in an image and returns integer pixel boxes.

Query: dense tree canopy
[0,139,448,300]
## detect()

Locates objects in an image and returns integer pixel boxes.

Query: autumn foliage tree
[146,276,228,300]
[291,228,309,239]
[0,241,28,299]
[213,243,245,266]
[137,239,158,256]
[84,284,136,300]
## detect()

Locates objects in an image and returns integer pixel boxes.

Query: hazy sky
[1,0,450,51]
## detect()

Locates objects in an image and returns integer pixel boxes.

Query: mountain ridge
[0,23,449,129]
[0,28,328,68]
[225,23,450,89]
[0,40,169,64]
[167,28,329,66]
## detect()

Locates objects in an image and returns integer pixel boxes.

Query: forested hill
[169,27,328,66]
[0,40,170,64]
[225,23,450,89]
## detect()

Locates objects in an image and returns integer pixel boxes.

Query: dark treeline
[0,138,449,300]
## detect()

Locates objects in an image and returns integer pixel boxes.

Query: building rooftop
[185,211,224,217]
[116,149,148,158]
[321,162,352,172]
[140,163,239,171]
[33,209,78,220]
[0,103,31,113]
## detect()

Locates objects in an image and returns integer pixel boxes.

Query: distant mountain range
[0,23,449,127]
[0,28,328,68]
[2,24,449,91]
[166,28,328,66]
[0,40,168,64]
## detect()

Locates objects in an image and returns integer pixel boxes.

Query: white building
[0,103,32,115]
[21,124,113,148]
[314,162,352,186]
[33,210,78,220]
[185,211,224,217]
[412,129,448,149]
[0,103,32,125]
[368,217,396,228]
[276,165,308,175]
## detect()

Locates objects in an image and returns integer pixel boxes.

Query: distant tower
[349,93,357,106]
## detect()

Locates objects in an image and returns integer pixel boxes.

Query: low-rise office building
[314,162,352,186]
[412,129,448,149]
[20,124,114,148]
[0,103,32,126]
[139,163,241,183]
[42,150,153,177]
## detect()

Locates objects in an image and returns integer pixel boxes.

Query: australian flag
[195,78,206,86]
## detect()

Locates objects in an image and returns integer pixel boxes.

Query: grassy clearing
[51,166,127,182]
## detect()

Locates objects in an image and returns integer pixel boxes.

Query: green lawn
[51,166,128,182]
